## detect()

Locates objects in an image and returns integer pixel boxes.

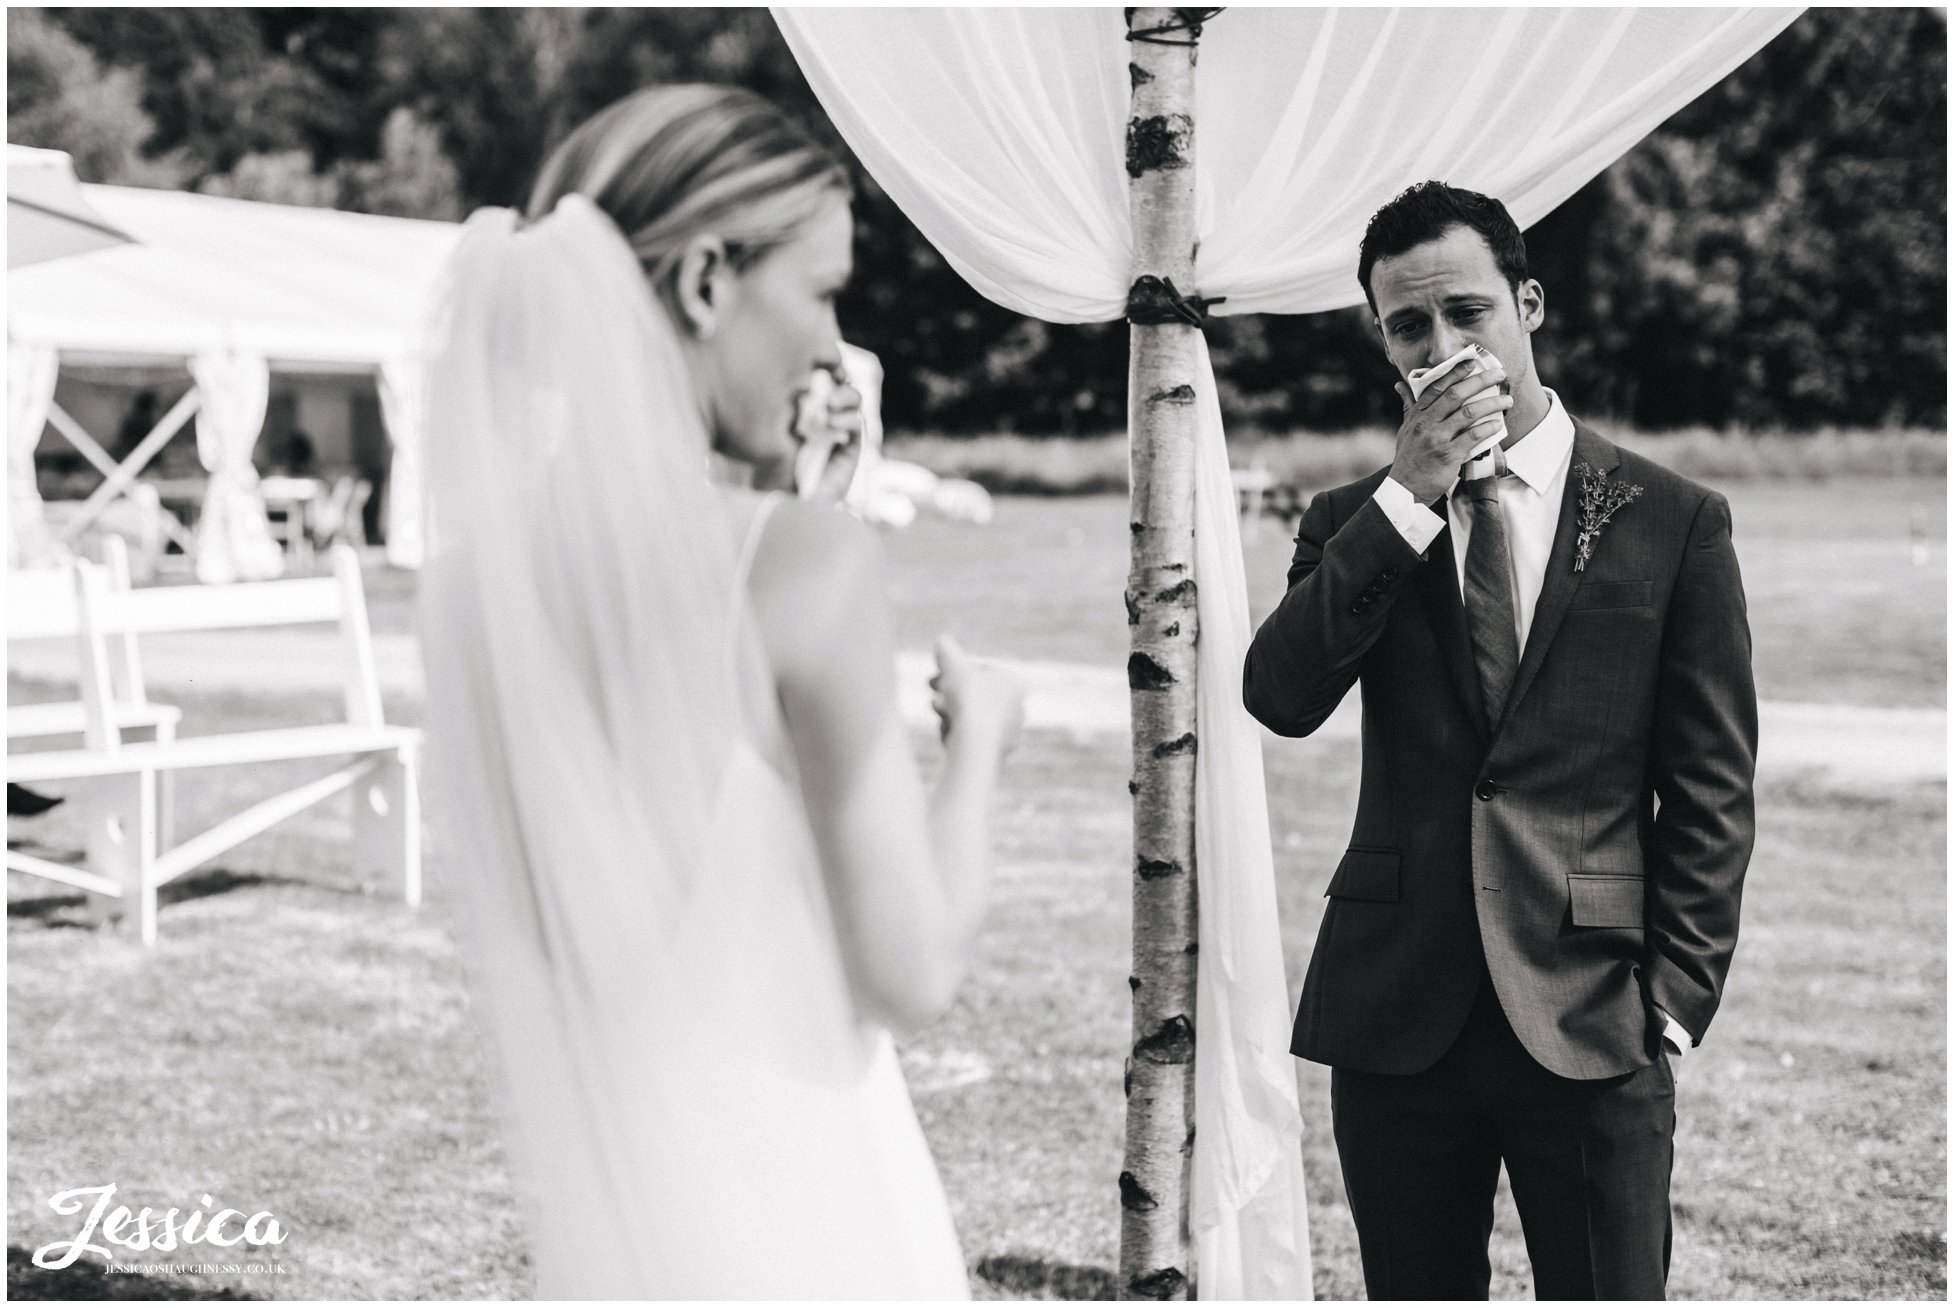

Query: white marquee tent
[7,149,465,576]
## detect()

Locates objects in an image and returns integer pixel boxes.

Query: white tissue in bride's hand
[1407,344,1506,460]
[792,367,842,499]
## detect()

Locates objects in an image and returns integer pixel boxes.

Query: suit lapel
[1418,518,1490,743]
[1496,420,1619,734]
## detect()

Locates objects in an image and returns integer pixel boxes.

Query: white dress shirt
[1368,390,1693,1060]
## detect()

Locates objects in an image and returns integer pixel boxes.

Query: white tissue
[1406,344,1506,461]
[792,366,844,499]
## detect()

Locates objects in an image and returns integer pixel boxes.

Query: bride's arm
[749,502,1019,1037]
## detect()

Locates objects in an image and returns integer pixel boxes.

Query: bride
[417,85,1024,1298]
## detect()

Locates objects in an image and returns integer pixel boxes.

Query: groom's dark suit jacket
[1244,420,1757,1079]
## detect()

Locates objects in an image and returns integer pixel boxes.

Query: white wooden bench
[7,542,420,945]
[10,538,181,847]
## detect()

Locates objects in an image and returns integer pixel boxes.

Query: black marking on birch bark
[1137,857,1183,880]
[1131,520,1146,535]
[1128,652,1175,690]
[1134,1014,1195,1064]
[1185,939,1199,955]
[1118,1170,1159,1212]
[1129,61,1154,89]
[1126,589,1141,626]
[1152,732,1197,759]
[1128,1267,1189,1300]
[1128,974,1142,991]
[1128,779,1139,795]
[1185,1124,1197,1149]
[1147,383,1195,407]
[1163,561,1187,573]
[1163,621,1179,638]
[1123,1057,1133,1097]
[1154,578,1197,604]
[1126,113,1192,178]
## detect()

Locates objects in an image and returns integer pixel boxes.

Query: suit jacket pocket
[1569,580,1652,610]
[1326,847,1400,902]
[1568,872,1645,927]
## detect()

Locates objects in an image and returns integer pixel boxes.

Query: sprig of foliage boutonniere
[1572,462,1644,573]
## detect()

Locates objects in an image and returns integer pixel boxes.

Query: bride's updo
[526,84,850,317]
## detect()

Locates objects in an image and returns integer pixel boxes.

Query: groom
[1243,182,1757,1300]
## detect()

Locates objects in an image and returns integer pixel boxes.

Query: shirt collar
[1462,388,1575,493]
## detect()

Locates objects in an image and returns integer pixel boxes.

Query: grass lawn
[880,477,1944,708]
[9,478,1945,1299]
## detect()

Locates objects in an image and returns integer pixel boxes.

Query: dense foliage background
[9,7,1945,434]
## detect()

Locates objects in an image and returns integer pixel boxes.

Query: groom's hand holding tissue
[1386,347,1513,504]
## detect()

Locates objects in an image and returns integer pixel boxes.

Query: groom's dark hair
[1358,181,1530,313]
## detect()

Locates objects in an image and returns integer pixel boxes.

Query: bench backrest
[72,542,383,754]
[9,537,152,710]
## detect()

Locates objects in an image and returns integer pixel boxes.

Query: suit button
[1476,780,1500,801]
[1379,569,1397,584]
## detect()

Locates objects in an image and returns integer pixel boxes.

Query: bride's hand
[929,635,1024,759]
[794,381,866,503]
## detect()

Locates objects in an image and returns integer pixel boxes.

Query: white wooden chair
[307,475,372,553]
[9,537,181,848]
[1232,465,1276,541]
[6,542,420,945]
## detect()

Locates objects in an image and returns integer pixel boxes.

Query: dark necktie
[1460,460,1520,731]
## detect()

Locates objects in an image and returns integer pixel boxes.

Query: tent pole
[1120,8,1206,1300]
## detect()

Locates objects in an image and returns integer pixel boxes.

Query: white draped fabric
[7,340,65,569]
[777,7,1797,1297]
[837,339,888,512]
[379,357,427,570]
[190,348,282,584]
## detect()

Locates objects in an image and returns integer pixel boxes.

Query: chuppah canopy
[775,7,1799,1298]
[6,158,464,574]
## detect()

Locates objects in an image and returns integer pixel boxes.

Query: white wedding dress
[418,199,969,1299]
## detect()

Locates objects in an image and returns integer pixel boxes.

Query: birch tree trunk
[1119,8,1203,1300]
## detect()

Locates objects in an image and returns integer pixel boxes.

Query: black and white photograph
[5,6,1945,1300]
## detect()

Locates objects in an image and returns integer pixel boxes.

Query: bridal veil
[418,196,968,1296]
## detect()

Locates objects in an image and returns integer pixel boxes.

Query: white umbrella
[8,144,134,268]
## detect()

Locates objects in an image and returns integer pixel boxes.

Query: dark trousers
[1331,972,1676,1300]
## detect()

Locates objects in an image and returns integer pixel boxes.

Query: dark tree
[1529,7,1946,429]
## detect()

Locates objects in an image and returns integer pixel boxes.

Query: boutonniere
[1573,462,1644,572]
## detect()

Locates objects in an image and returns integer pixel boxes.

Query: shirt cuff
[1656,1007,1693,1058]
[1371,476,1446,555]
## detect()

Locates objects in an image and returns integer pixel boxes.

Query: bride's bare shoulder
[748,500,892,679]
[754,497,883,579]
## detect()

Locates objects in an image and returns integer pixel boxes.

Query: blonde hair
[527,84,850,312]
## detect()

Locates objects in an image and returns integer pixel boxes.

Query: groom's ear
[1517,278,1546,333]
[674,235,731,342]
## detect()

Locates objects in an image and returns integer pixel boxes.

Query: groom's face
[1369,225,1543,389]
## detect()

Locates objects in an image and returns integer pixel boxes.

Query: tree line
[10,7,1944,434]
